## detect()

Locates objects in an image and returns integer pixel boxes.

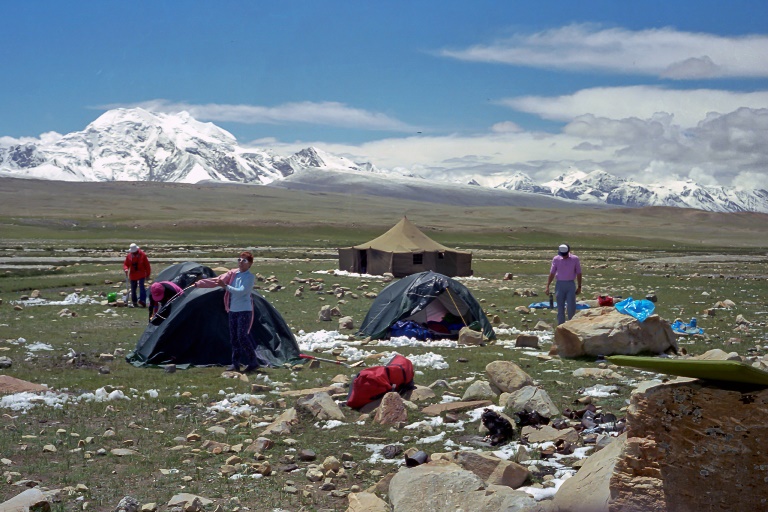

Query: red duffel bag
[346,355,415,409]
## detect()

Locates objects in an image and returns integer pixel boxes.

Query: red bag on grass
[346,355,415,409]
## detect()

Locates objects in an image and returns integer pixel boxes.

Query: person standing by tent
[123,243,151,308]
[544,243,582,325]
[195,251,259,372]
[148,281,184,322]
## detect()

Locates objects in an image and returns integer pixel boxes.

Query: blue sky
[2,0,767,188]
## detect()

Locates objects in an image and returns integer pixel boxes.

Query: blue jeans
[555,280,577,325]
[130,278,146,305]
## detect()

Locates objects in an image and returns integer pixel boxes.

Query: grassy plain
[0,178,767,511]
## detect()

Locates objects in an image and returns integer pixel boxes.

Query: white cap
[558,244,569,254]
[128,243,139,253]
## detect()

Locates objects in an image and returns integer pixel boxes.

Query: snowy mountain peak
[85,107,237,146]
[495,171,549,194]
[547,169,589,188]
[287,147,361,173]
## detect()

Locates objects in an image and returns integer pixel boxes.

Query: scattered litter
[415,431,446,444]
[14,292,101,307]
[581,384,619,397]
[313,270,388,279]
[671,319,704,335]
[315,420,345,429]
[206,393,266,416]
[380,351,448,370]
[26,342,54,352]
[0,391,70,412]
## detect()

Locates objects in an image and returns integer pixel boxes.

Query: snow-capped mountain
[507,169,768,213]
[0,108,375,184]
[2,108,767,213]
[495,171,551,195]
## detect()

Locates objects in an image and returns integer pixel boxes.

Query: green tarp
[358,270,495,340]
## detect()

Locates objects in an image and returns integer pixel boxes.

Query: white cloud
[0,131,63,147]
[491,121,523,133]
[254,105,768,189]
[732,171,766,190]
[441,24,768,79]
[98,99,417,132]
[500,86,768,127]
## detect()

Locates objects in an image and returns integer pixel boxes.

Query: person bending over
[148,281,183,321]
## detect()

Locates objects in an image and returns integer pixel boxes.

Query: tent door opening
[358,250,368,274]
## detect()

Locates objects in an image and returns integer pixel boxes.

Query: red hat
[150,282,165,301]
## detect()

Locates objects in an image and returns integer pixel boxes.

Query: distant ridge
[1,108,766,213]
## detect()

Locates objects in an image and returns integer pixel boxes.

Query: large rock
[295,391,346,421]
[259,408,298,436]
[389,460,537,512]
[458,327,485,345]
[374,392,408,425]
[462,380,496,401]
[455,451,530,489]
[0,488,50,511]
[347,491,389,512]
[551,308,677,358]
[553,378,768,511]
[502,386,560,419]
[553,433,628,512]
[485,361,534,394]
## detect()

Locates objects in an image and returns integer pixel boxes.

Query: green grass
[0,180,767,510]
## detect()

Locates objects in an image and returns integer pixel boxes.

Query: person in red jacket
[123,243,151,307]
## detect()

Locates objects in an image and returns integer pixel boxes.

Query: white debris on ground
[26,342,54,352]
[0,391,67,412]
[315,420,345,429]
[296,331,453,368]
[312,270,485,282]
[494,327,554,345]
[206,393,267,417]
[0,386,138,413]
[404,415,465,432]
[13,292,101,307]
[416,431,447,444]
[582,384,620,397]
[379,351,449,370]
[313,270,388,279]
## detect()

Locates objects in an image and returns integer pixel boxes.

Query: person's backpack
[346,355,415,409]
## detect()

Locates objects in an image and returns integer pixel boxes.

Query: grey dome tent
[338,217,472,277]
[154,261,217,289]
[126,287,300,368]
[358,271,495,341]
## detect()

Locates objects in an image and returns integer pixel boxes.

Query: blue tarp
[671,320,704,335]
[615,297,655,322]
[528,301,590,310]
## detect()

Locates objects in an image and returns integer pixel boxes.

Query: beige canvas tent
[338,217,472,277]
